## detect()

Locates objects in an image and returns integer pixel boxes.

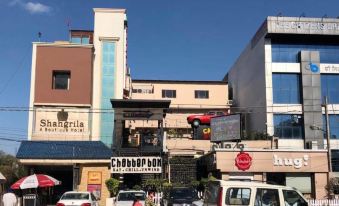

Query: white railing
[308,199,339,206]
[146,192,163,206]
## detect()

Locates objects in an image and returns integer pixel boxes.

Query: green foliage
[132,185,142,190]
[0,150,27,188]
[326,177,339,198]
[190,180,200,188]
[142,178,166,192]
[200,175,217,189]
[105,178,120,197]
[162,182,172,190]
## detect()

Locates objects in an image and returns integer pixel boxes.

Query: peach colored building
[131,79,230,138]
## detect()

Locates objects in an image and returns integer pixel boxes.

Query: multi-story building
[131,79,229,137]
[203,16,339,199]
[16,8,129,205]
[130,79,229,183]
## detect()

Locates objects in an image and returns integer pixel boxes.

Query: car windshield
[61,193,89,200]
[170,188,195,199]
[118,192,146,201]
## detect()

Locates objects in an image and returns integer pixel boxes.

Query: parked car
[187,111,227,127]
[56,191,99,206]
[115,190,146,206]
[202,180,308,206]
[162,187,199,206]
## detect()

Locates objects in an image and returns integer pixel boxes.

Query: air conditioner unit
[227,100,234,105]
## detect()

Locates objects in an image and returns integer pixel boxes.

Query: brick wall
[78,164,111,206]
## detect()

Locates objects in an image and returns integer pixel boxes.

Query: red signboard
[235,152,252,171]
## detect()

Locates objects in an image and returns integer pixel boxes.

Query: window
[323,115,339,139]
[254,189,280,206]
[273,73,301,104]
[162,90,176,98]
[71,36,90,44]
[282,190,307,206]
[321,74,339,104]
[53,71,70,90]
[226,188,251,205]
[331,150,339,172]
[274,114,303,139]
[272,43,339,63]
[195,90,209,99]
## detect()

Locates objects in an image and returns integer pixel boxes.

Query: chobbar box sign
[111,156,162,174]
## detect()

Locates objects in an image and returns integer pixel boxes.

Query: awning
[16,141,112,160]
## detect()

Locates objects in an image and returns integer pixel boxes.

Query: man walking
[2,189,17,206]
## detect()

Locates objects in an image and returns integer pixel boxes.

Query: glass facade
[323,114,339,139]
[321,74,339,104]
[272,73,301,104]
[274,114,304,139]
[272,44,339,63]
[100,41,116,147]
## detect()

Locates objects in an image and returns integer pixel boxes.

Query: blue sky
[1,0,339,155]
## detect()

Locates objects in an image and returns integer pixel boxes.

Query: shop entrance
[267,173,286,185]
[32,165,73,204]
[122,174,142,189]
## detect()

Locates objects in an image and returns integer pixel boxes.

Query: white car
[115,190,146,206]
[56,191,99,206]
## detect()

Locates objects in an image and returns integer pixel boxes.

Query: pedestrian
[132,197,142,206]
[2,189,17,206]
[145,191,155,206]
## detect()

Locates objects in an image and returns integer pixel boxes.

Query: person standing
[2,189,17,206]
[145,192,155,206]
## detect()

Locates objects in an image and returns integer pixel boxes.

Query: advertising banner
[211,114,241,142]
[87,171,102,185]
[111,156,162,174]
[87,184,101,199]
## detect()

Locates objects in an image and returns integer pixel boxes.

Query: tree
[105,178,120,197]
[0,150,26,188]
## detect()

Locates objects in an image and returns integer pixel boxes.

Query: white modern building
[218,16,339,198]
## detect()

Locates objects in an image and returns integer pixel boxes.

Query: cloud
[25,2,51,14]
[8,0,51,14]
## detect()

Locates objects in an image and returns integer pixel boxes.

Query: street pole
[324,96,332,175]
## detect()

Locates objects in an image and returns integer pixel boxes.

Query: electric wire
[0,44,31,96]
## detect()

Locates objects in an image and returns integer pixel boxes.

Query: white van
[202,180,308,206]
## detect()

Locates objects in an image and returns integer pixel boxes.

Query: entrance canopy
[110,99,171,121]
[16,141,112,164]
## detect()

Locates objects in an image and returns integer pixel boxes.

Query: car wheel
[192,119,200,127]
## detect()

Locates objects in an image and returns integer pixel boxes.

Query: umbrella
[11,174,61,189]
